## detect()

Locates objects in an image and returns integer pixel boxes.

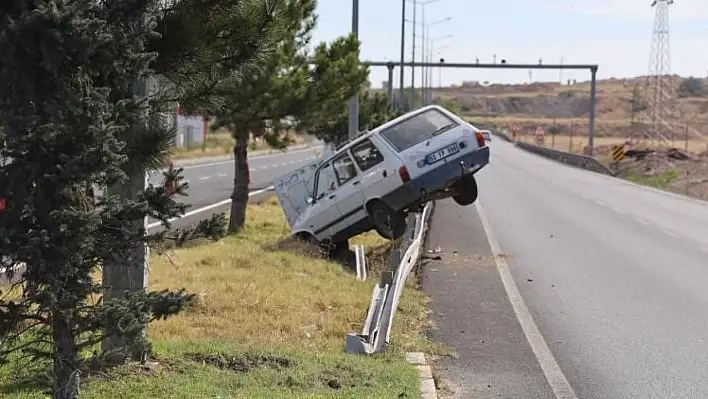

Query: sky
[310,0,708,88]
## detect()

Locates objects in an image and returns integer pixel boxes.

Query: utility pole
[421,4,426,105]
[102,76,151,353]
[410,0,417,109]
[399,0,406,111]
[348,0,360,140]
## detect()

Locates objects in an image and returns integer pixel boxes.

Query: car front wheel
[368,201,407,240]
[452,176,478,206]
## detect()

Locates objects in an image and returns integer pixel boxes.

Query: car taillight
[0,197,6,211]
[475,131,485,147]
[398,166,411,183]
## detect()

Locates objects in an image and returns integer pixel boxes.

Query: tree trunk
[52,311,80,399]
[229,136,250,233]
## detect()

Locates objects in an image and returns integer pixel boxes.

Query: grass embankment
[169,129,315,162]
[0,198,431,398]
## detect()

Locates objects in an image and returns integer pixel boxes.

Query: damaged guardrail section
[346,201,434,354]
[515,141,615,176]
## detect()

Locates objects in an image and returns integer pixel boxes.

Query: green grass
[625,169,681,190]
[0,198,429,398]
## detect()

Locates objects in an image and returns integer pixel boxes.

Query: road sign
[611,144,625,162]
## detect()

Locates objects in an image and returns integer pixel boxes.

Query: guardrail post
[380,270,394,286]
[389,249,401,270]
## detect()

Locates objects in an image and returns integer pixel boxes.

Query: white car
[276,105,490,249]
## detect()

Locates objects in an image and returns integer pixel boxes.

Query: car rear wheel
[368,201,407,240]
[452,176,478,206]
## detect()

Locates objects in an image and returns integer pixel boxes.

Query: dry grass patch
[147,197,429,353]
[148,197,399,350]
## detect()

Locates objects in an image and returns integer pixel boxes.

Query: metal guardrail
[515,141,615,176]
[494,130,514,143]
[345,202,434,354]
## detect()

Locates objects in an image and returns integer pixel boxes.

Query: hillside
[385,76,708,142]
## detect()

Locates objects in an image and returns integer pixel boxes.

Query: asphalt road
[425,138,708,398]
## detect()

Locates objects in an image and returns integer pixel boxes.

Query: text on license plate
[426,143,460,164]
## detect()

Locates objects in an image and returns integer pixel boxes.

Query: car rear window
[379,108,458,152]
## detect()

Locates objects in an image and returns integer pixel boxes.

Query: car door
[349,138,398,201]
[331,152,367,236]
[308,162,342,240]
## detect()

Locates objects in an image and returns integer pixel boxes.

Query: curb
[406,352,438,399]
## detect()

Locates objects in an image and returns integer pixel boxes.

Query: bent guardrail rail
[346,202,434,354]
[515,141,615,176]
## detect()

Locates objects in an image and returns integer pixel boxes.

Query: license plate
[426,143,460,164]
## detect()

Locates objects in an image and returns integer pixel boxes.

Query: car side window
[332,154,358,185]
[314,164,337,200]
[351,139,384,171]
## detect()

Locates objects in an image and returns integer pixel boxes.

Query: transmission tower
[644,0,674,144]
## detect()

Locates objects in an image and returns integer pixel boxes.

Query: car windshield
[379,108,457,152]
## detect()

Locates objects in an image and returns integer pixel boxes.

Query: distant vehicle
[480,130,492,142]
[274,104,490,250]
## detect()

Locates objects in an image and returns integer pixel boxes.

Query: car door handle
[352,180,360,186]
[382,170,388,178]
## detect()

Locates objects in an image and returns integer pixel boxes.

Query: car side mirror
[306,196,314,205]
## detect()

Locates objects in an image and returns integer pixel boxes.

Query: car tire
[452,176,478,206]
[368,201,407,240]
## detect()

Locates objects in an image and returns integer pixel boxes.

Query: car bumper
[383,146,490,211]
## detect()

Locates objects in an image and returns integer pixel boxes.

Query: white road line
[611,207,623,214]
[199,176,211,180]
[217,173,227,177]
[280,162,287,166]
[664,230,679,238]
[475,200,578,399]
[635,217,650,226]
[594,199,606,206]
[146,186,274,229]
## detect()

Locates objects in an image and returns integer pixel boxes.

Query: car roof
[320,104,455,165]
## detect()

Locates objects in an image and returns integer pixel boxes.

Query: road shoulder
[421,198,554,398]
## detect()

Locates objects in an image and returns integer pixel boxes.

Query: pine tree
[0,1,225,398]
[150,0,288,115]
[214,2,369,232]
[302,90,402,148]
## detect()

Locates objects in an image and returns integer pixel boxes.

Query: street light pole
[348,0,360,141]
[399,0,406,111]
[410,0,417,109]
[421,6,426,105]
